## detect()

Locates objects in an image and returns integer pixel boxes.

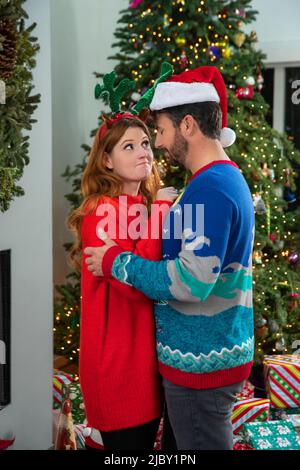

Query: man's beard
[167,128,188,167]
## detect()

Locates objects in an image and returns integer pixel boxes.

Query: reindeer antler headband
[94,62,173,139]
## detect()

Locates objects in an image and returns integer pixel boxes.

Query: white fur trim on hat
[150,82,220,110]
[220,127,236,148]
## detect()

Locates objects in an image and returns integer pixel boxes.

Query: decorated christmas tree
[54,0,300,371]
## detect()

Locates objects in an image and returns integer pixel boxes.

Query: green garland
[0,0,40,212]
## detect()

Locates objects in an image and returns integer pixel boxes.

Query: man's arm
[102,189,234,302]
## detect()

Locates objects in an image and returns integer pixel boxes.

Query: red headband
[98,112,144,140]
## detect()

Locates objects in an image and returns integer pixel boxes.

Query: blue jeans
[163,377,244,450]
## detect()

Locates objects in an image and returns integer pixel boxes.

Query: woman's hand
[155,186,178,202]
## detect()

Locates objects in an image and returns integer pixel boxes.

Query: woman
[68,112,177,450]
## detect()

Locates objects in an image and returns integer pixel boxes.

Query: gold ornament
[253,250,263,264]
[233,32,246,48]
[222,47,232,59]
[175,37,186,47]
[256,326,269,339]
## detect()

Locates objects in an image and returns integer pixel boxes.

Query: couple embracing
[68,64,254,451]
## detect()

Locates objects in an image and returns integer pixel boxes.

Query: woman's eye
[142,140,150,148]
[124,143,134,150]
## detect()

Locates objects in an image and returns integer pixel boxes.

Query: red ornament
[0,437,15,450]
[235,84,254,100]
[180,50,188,70]
[129,0,142,8]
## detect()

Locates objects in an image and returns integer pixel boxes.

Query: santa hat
[150,66,236,148]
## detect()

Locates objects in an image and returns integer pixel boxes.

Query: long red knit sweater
[80,193,172,432]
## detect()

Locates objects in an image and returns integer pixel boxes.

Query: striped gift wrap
[263,355,300,408]
[232,397,270,434]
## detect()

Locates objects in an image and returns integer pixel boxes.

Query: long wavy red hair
[67,116,161,271]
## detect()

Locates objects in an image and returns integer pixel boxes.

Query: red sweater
[80,193,172,432]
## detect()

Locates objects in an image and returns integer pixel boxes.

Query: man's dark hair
[156,102,222,140]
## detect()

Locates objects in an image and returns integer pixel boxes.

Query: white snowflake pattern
[258,439,272,449]
[277,437,291,448]
[277,425,291,435]
[259,427,272,436]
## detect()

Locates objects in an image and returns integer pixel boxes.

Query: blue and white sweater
[103,161,255,389]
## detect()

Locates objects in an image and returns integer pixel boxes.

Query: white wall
[0,0,53,450]
[51,0,126,286]
[247,0,300,65]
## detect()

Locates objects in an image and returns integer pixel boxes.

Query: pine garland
[0,0,40,212]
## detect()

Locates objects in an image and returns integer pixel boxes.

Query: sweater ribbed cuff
[102,245,125,277]
[154,200,174,206]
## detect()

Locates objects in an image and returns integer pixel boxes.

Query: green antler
[132,62,173,115]
[95,71,135,114]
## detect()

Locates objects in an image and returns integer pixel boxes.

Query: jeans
[85,417,160,451]
[163,377,244,450]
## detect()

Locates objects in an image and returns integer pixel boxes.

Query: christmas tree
[0,0,40,212]
[54,0,300,371]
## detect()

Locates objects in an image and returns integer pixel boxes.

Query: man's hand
[84,228,117,276]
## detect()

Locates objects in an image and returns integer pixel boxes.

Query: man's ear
[179,114,196,137]
[104,152,113,170]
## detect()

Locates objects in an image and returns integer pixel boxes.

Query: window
[261,68,274,127]
[285,67,300,150]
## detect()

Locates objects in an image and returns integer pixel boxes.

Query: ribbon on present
[263,355,300,409]
[53,371,73,406]
[232,397,270,434]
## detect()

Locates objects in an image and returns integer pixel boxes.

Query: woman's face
[105,126,154,182]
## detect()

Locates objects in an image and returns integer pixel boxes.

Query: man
[84,66,255,450]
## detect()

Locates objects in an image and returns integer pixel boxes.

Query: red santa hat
[150,66,236,148]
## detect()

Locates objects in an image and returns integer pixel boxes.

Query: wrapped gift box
[53,371,73,409]
[269,408,300,433]
[243,420,300,450]
[263,355,300,408]
[285,415,300,433]
[231,397,270,434]
[62,382,86,425]
[236,380,254,400]
[270,407,300,420]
